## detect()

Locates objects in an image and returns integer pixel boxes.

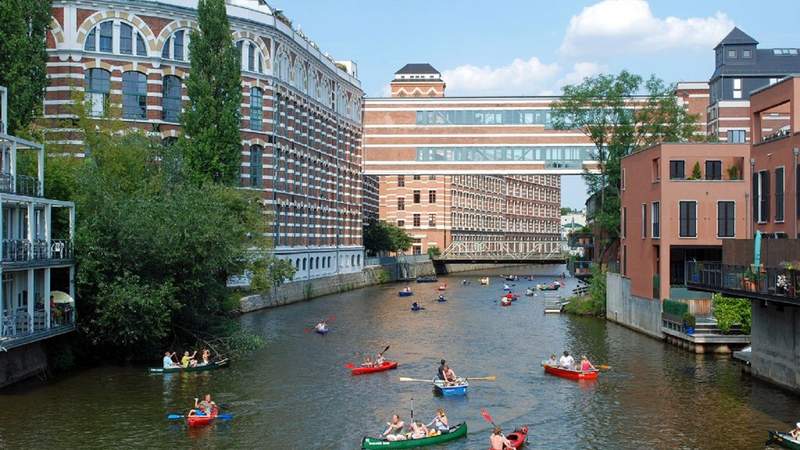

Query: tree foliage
[180,0,243,185]
[363,219,413,255]
[712,293,751,334]
[0,0,50,134]
[551,71,700,259]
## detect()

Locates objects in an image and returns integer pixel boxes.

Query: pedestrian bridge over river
[435,240,566,264]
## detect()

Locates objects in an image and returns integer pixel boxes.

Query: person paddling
[489,426,514,450]
[444,364,458,385]
[314,320,328,333]
[580,355,596,372]
[194,394,216,416]
[426,408,449,435]
[163,351,178,369]
[790,422,800,440]
[181,350,198,368]
[382,415,406,441]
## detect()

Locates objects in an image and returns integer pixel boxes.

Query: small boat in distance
[542,363,599,380]
[349,361,399,376]
[433,378,469,396]
[149,359,229,374]
[416,275,438,283]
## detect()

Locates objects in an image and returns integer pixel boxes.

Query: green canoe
[149,358,229,374]
[361,422,467,449]
[769,431,800,450]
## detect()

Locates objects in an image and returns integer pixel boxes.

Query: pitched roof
[395,63,440,75]
[715,27,758,49]
[711,49,800,79]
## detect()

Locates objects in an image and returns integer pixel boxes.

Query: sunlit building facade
[44,0,364,280]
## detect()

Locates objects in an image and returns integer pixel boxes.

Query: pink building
[620,143,750,301]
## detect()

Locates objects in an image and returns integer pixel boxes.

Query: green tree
[551,71,700,260]
[0,0,51,134]
[181,0,242,185]
[363,219,413,255]
[690,161,702,180]
[427,245,441,258]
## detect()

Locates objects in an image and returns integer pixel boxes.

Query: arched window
[250,87,263,131]
[350,255,355,266]
[357,255,361,266]
[162,75,182,122]
[294,63,306,91]
[249,144,262,187]
[236,40,264,73]
[162,29,189,61]
[84,68,110,117]
[302,258,307,270]
[275,50,290,81]
[309,71,318,100]
[315,256,320,270]
[84,20,147,56]
[295,258,300,270]
[122,71,147,119]
[327,256,332,268]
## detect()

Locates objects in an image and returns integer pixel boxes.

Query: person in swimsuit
[382,415,406,441]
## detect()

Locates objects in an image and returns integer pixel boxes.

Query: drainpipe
[750,158,756,238]
[794,147,799,239]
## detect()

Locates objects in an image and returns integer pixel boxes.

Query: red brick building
[45,0,365,280]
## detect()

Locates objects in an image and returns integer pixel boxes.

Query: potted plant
[743,268,761,292]
[726,164,740,180]
[682,312,696,335]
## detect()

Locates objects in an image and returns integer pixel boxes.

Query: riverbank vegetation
[712,293,751,334]
[563,265,607,317]
[363,218,412,256]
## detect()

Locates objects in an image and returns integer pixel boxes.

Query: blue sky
[269,0,800,209]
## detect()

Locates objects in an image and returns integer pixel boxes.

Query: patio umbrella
[753,230,762,271]
[50,290,73,304]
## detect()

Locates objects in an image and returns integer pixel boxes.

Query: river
[0,266,798,449]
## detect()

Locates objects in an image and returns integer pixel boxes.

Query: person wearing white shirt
[558,351,575,369]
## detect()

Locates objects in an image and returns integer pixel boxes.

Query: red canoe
[187,408,218,427]
[543,364,599,380]
[487,426,528,450]
[350,361,399,375]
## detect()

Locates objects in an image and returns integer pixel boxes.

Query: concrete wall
[750,302,800,393]
[239,261,436,313]
[606,272,664,340]
[0,342,47,389]
[435,262,524,275]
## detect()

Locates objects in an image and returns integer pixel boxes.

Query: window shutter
[765,171,771,221]
[752,175,758,220]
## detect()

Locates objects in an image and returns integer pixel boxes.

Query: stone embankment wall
[240,261,436,313]
[750,302,800,394]
[605,272,663,339]
[0,342,48,389]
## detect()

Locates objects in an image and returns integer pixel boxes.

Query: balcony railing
[0,172,41,196]
[1,307,76,349]
[2,239,73,263]
[686,260,800,303]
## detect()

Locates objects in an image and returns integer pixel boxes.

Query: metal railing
[1,307,75,340]
[2,239,74,263]
[686,260,800,302]
[0,172,41,196]
[440,240,565,261]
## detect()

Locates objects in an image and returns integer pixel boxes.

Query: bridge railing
[439,240,566,260]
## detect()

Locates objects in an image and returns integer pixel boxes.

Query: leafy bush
[427,246,441,258]
[586,264,607,315]
[712,293,751,334]
[689,161,702,180]
[663,299,689,317]
[727,164,740,180]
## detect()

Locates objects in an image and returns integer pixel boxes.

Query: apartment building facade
[365,64,564,256]
[45,0,364,280]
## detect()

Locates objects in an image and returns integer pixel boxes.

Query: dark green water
[0,267,798,449]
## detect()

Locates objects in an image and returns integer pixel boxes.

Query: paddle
[597,364,611,370]
[465,376,496,381]
[398,377,435,383]
[167,413,233,420]
[480,408,497,428]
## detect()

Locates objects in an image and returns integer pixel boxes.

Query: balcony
[0,306,75,351]
[2,239,74,266]
[0,172,41,197]
[686,260,800,305]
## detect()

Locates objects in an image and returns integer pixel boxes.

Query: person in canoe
[314,320,328,333]
[181,350,198,368]
[444,364,458,385]
[426,408,449,435]
[194,394,217,416]
[199,349,212,366]
[437,359,447,381]
[503,283,511,291]
[362,355,374,368]
[580,355,596,372]
[559,351,575,369]
[489,426,514,450]
[382,415,406,442]
[546,353,558,367]
[409,420,428,439]
[163,351,179,369]
[791,422,800,440]
[402,286,412,294]
[438,294,446,302]
[374,351,386,366]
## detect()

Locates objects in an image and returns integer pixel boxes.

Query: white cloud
[560,0,734,56]
[441,57,561,96]
[438,58,605,96]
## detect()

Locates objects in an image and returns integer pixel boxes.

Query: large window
[705,160,722,180]
[397,197,405,210]
[669,160,685,179]
[679,201,697,237]
[776,167,785,222]
[413,190,420,204]
[85,20,146,56]
[162,30,188,61]
[162,76,182,122]
[416,109,553,127]
[652,202,660,238]
[412,214,420,227]
[757,170,770,223]
[641,204,647,238]
[727,129,746,143]
[122,71,147,119]
[249,145,262,187]
[84,68,110,117]
[250,87,263,131]
[718,201,735,237]
[428,214,436,227]
[428,190,436,203]
[237,40,264,74]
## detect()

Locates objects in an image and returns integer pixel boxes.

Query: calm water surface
[0,266,798,450]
